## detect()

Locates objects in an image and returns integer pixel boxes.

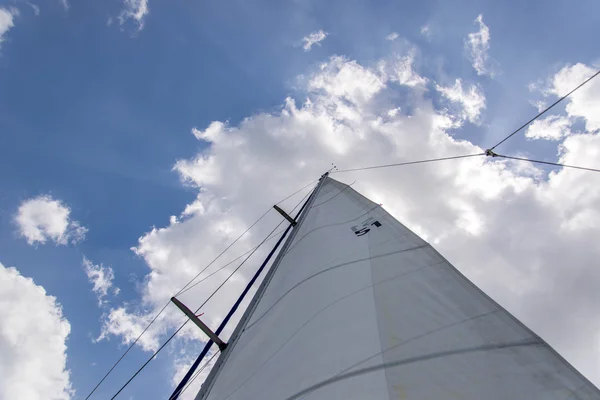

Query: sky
[0,0,599,399]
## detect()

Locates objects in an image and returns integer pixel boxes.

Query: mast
[193,173,330,399]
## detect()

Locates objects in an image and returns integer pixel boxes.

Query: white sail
[196,176,600,400]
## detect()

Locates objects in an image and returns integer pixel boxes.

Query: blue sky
[1,0,600,399]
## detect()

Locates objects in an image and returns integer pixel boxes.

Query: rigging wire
[107,189,313,399]
[84,303,172,399]
[176,227,288,297]
[178,352,220,397]
[332,153,485,173]
[489,153,600,174]
[110,222,286,399]
[276,178,320,205]
[330,70,600,175]
[169,187,317,400]
[84,180,317,400]
[176,179,318,297]
[110,318,191,400]
[489,69,600,151]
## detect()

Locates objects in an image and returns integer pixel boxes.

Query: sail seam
[218,263,451,399]
[286,338,544,400]
[324,309,502,387]
[372,204,600,400]
[366,220,393,400]
[311,181,353,208]
[219,271,380,399]
[245,244,428,331]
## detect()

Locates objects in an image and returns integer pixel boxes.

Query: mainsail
[194,175,600,399]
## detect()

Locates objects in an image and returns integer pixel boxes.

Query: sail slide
[196,176,600,400]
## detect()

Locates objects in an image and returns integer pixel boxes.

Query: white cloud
[83,257,117,306]
[27,3,40,16]
[386,52,428,88]
[308,56,385,106]
[436,78,486,125]
[420,25,431,40]
[465,14,495,77]
[386,32,398,41]
[59,0,69,10]
[550,63,600,132]
[97,306,162,351]
[529,99,547,113]
[0,262,73,399]
[118,0,149,30]
[387,107,401,117]
[302,30,327,51]
[525,115,571,140]
[0,7,17,47]
[101,53,600,391]
[14,195,87,246]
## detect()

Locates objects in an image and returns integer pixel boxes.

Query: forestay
[196,176,600,400]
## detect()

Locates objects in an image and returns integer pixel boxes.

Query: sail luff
[195,173,330,399]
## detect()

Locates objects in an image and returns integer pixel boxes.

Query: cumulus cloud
[308,56,385,106]
[27,3,40,16]
[526,62,600,140]
[0,7,17,47]
[0,262,73,399]
[302,30,327,51]
[83,257,117,306]
[118,0,149,30]
[436,78,486,125]
[14,195,87,246]
[465,14,495,76]
[525,115,571,140]
[420,25,431,40]
[97,306,163,351]
[550,63,600,132]
[101,52,600,392]
[386,32,398,41]
[386,52,428,87]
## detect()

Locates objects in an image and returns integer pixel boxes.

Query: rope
[85,180,317,399]
[489,69,600,151]
[487,152,600,174]
[332,153,485,173]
